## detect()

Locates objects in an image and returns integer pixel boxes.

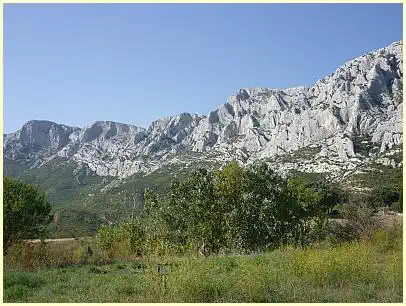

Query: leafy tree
[143,187,160,217]
[142,187,174,256]
[98,162,350,256]
[214,161,246,250]
[170,169,220,255]
[311,180,341,216]
[369,185,401,211]
[241,163,295,251]
[287,177,340,246]
[394,168,403,212]
[3,177,52,253]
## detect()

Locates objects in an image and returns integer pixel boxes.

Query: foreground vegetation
[3,176,52,253]
[96,162,401,258]
[4,224,402,302]
[3,161,403,302]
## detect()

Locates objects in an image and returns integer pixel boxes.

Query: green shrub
[131,260,147,271]
[88,264,98,273]
[72,247,85,263]
[114,263,127,270]
[3,177,53,253]
[391,201,403,213]
[97,219,147,257]
[4,285,29,301]
[4,271,46,301]
[338,201,381,241]
[369,185,401,210]
[4,238,108,270]
[94,162,397,258]
[4,271,45,289]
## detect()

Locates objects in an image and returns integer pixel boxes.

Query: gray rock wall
[4,41,403,179]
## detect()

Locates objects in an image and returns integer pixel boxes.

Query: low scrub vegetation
[3,161,402,302]
[96,162,401,257]
[3,224,402,302]
[4,238,112,271]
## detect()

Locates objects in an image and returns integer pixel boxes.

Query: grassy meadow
[3,223,402,303]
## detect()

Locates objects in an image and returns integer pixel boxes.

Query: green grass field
[3,228,402,303]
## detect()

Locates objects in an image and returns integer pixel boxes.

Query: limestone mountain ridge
[4,41,403,183]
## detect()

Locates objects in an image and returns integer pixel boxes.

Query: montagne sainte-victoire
[4,41,403,236]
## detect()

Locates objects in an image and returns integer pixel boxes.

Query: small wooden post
[158,264,170,292]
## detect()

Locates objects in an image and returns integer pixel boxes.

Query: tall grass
[3,224,402,303]
[4,238,113,271]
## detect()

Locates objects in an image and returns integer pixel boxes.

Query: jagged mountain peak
[4,41,403,180]
[77,121,145,142]
[5,120,78,151]
[18,119,78,133]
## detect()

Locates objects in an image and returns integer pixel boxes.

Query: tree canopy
[99,162,343,256]
[3,176,53,253]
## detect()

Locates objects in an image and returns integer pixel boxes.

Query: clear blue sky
[4,3,403,133]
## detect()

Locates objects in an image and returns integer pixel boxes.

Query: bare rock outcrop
[4,41,403,179]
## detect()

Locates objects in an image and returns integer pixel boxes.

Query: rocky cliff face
[4,120,79,169]
[189,41,402,160]
[4,41,403,181]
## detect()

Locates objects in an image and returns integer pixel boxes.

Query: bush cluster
[98,162,342,256]
[3,177,53,254]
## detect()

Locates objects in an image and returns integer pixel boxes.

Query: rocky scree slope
[4,41,403,184]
